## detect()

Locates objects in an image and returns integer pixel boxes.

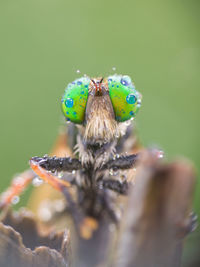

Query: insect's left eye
[61,77,90,124]
[108,75,142,122]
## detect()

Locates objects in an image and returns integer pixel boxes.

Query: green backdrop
[0,0,199,265]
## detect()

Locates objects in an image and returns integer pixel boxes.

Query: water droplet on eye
[126,94,137,104]
[66,118,71,124]
[32,177,43,187]
[11,196,20,205]
[121,75,132,86]
[65,98,74,108]
[76,69,80,73]
[77,80,82,85]
[72,170,76,174]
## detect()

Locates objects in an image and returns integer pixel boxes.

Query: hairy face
[84,78,122,144]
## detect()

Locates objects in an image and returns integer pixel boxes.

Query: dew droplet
[32,177,43,187]
[126,94,137,104]
[76,69,80,73]
[66,118,71,124]
[109,169,114,175]
[112,67,116,71]
[11,195,20,205]
[57,172,63,179]
[65,98,74,108]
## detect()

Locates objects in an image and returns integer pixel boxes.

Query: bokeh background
[0,0,199,265]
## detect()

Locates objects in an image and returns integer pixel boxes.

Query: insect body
[0,74,141,239]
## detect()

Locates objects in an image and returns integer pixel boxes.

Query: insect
[0,74,142,239]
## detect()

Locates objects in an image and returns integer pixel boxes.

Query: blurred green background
[0,0,199,265]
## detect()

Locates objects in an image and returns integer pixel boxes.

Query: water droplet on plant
[76,69,80,73]
[11,196,20,205]
[112,67,116,71]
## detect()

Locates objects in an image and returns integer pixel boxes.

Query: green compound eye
[108,74,141,122]
[61,76,90,124]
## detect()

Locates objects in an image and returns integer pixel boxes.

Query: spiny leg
[31,156,82,172]
[30,158,98,239]
[100,153,139,171]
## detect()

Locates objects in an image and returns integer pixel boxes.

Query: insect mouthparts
[91,78,104,96]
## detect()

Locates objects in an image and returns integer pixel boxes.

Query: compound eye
[108,75,141,122]
[61,77,90,124]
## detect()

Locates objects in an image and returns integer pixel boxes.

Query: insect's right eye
[61,77,90,124]
[108,74,141,122]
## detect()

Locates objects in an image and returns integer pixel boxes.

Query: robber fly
[0,74,142,238]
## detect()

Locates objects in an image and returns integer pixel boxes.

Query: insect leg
[0,170,35,209]
[30,159,71,191]
[102,179,129,195]
[30,158,98,239]
[31,156,81,172]
[100,154,138,171]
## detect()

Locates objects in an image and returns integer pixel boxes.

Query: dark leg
[100,154,138,171]
[30,159,98,239]
[102,179,129,195]
[31,156,82,172]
